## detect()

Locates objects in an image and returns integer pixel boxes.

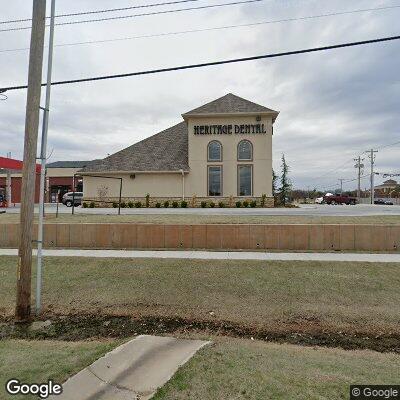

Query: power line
[1,34,399,93]
[376,139,400,150]
[2,4,400,53]
[0,0,265,33]
[0,0,202,25]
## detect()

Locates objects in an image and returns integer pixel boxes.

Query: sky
[0,0,399,191]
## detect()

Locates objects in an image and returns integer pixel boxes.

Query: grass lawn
[1,256,399,334]
[0,339,119,400]
[154,337,400,400]
[1,213,400,225]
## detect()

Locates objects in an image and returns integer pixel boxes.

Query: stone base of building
[82,196,275,208]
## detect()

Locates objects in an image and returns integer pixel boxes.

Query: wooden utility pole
[16,0,47,321]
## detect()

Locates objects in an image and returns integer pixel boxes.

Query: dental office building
[80,93,279,207]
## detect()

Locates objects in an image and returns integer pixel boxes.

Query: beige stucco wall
[83,172,183,198]
[185,114,273,197]
[47,167,82,177]
[83,113,274,199]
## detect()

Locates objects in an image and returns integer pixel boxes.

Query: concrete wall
[1,223,399,252]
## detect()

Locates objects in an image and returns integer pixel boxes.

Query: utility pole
[16,0,47,322]
[338,179,345,195]
[365,149,378,205]
[36,0,56,315]
[6,152,12,206]
[354,156,364,201]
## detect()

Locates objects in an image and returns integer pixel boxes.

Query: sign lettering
[193,124,267,135]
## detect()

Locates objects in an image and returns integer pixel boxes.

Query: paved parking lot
[3,203,400,217]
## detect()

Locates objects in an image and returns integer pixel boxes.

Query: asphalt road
[3,203,400,216]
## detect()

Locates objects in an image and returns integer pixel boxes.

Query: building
[81,94,279,206]
[0,160,91,204]
[374,179,399,196]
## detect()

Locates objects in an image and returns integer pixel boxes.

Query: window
[208,166,222,196]
[238,165,253,196]
[208,141,222,161]
[237,140,253,161]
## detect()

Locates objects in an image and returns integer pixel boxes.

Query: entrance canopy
[0,156,41,173]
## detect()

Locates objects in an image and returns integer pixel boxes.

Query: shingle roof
[182,93,279,118]
[47,160,93,168]
[80,121,188,173]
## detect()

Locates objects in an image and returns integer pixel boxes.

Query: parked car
[315,197,324,204]
[62,192,83,207]
[374,199,394,205]
[323,194,357,205]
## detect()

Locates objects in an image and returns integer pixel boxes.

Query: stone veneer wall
[82,196,275,208]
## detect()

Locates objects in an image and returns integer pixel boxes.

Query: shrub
[250,200,257,208]
[181,200,188,208]
[236,201,242,208]
[89,201,95,208]
[190,194,197,208]
[200,201,207,208]
[112,202,118,208]
[120,201,126,208]
[164,201,170,208]
[218,201,225,208]
[261,193,267,208]
[128,201,134,208]
[228,195,234,208]
[172,201,179,208]
[145,193,150,208]
[134,201,142,208]
[210,201,215,208]
[155,202,161,208]
[82,202,88,208]
[243,200,249,208]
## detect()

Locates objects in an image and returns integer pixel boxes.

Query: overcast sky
[0,0,399,191]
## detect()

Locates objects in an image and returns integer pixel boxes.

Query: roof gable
[81,121,188,173]
[182,93,279,119]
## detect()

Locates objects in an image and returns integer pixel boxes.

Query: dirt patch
[1,314,399,354]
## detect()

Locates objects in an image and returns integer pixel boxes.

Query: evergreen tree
[272,169,278,197]
[278,154,292,206]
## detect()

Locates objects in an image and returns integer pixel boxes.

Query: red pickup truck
[323,194,357,205]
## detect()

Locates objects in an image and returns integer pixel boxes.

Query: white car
[315,197,324,204]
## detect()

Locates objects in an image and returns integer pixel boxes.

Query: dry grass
[1,256,399,333]
[1,213,400,225]
[0,339,119,400]
[154,337,400,400]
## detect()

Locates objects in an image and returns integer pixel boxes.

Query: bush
[172,201,179,208]
[236,201,242,208]
[135,201,142,208]
[128,201,134,208]
[218,201,225,208]
[112,202,118,208]
[164,201,170,208]
[210,201,215,208]
[155,202,161,208]
[145,193,150,208]
[181,200,188,208]
[89,201,95,208]
[82,202,88,208]
[250,200,257,208]
[243,200,249,208]
[261,193,267,208]
[120,201,126,208]
[200,201,207,208]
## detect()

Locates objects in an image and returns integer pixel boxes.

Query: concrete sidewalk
[1,248,399,262]
[49,335,209,400]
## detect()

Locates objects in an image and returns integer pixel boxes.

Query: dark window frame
[207,165,223,197]
[237,164,253,197]
[237,140,253,161]
[207,140,223,162]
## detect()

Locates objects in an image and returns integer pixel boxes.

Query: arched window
[208,141,222,162]
[237,140,253,161]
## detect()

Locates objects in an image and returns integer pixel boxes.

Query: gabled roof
[47,160,92,168]
[80,121,188,173]
[182,93,279,120]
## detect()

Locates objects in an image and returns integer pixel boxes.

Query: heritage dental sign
[194,124,267,135]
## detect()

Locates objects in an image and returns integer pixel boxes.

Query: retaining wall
[0,223,399,252]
